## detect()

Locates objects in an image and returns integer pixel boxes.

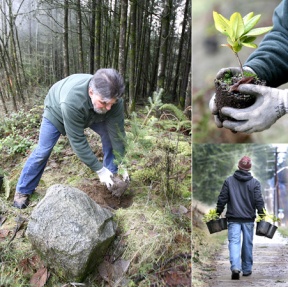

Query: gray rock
[26,184,116,281]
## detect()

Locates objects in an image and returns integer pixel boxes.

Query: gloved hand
[209,66,256,128]
[97,167,114,188]
[221,84,288,133]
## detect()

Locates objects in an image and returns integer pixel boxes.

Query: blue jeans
[16,117,117,195]
[228,221,254,274]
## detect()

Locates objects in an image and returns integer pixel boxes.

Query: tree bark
[118,0,128,77]
[172,0,190,103]
[89,0,96,73]
[128,0,137,113]
[157,0,172,91]
[63,0,70,77]
[95,0,102,70]
[76,0,84,72]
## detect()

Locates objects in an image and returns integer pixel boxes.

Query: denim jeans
[228,221,254,274]
[16,117,117,195]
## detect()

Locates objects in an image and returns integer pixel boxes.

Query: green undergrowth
[0,91,191,286]
[278,227,288,238]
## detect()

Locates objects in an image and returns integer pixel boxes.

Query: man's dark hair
[89,68,125,100]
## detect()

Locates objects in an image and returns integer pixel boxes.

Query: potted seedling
[256,209,280,239]
[202,208,227,234]
[213,11,273,122]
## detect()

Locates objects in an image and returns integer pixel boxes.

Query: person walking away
[215,156,265,280]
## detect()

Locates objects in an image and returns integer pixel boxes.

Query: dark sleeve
[105,99,126,159]
[216,179,229,215]
[61,103,103,172]
[244,0,288,87]
[253,179,265,215]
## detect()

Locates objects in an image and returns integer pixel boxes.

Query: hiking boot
[231,270,240,280]
[243,271,252,276]
[13,192,30,209]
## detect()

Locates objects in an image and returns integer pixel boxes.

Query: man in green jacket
[209,0,288,133]
[13,68,129,209]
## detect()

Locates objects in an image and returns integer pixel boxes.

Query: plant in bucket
[212,11,273,122]
[202,208,227,234]
[256,209,280,239]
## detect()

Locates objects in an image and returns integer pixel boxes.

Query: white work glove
[220,84,288,133]
[209,66,256,128]
[97,167,114,188]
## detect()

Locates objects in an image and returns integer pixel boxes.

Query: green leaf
[242,42,257,48]
[213,11,231,37]
[243,14,261,34]
[243,12,254,24]
[230,12,244,40]
[241,36,257,44]
[245,26,273,37]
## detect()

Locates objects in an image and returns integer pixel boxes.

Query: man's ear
[88,88,94,98]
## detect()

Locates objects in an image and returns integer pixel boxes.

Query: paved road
[206,230,288,287]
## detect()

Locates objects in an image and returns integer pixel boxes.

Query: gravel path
[206,230,288,286]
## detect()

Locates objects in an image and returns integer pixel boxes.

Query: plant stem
[234,52,244,77]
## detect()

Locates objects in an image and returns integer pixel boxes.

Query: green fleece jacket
[43,74,126,172]
[245,0,288,87]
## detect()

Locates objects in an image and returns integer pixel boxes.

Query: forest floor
[204,230,288,287]
[0,102,191,286]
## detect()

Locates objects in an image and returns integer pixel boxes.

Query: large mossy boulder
[26,184,116,281]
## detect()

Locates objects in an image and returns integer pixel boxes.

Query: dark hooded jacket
[245,0,288,87]
[216,170,265,222]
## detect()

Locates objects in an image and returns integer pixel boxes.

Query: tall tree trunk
[76,0,84,72]
[128,0,137,113]
[118,0,128,77]
[63,0,70,77]
[134,0,147,100]
[172,0,190,102]
[95,0,102,70]
[0,88,8,114]
[180,25,191,109]
[89,0,96,73]
[112,0,120,68]
[157,0,172,91]
[184,71,191,119]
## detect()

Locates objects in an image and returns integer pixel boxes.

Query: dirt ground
[78,178,134,210]
[204,230,288,287]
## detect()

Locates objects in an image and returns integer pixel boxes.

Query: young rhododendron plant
[213,11,273,76]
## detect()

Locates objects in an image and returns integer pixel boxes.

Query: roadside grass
[278,227,288,238]
[192,201,227,287]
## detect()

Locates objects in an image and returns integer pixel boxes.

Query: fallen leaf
[19,255,42,275]
[30,267,49,287]
[19,258,33,275]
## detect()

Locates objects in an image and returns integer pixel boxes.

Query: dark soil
[77,178,134,210]
[214,75,266,122]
